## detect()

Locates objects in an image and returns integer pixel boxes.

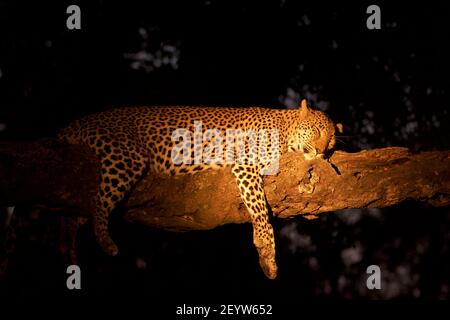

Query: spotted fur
[58,99,341,279]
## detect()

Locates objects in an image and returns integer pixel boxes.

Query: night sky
[0,0,449,302]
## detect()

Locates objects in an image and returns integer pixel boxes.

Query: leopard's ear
[299,99,310,119]
[335,123,343,134]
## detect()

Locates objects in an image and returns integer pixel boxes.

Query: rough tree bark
[1,140,449,232]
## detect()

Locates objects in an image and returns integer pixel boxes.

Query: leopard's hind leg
[92,134,148,256]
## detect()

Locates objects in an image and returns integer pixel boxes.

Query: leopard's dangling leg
[92,135,148,256]
[231,163,277,279]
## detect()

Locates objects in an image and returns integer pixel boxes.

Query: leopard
[58,99,342,279]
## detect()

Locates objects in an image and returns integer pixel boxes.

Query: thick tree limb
[1,140,449,232]
[124,147,450,230]
[0,140,99,215]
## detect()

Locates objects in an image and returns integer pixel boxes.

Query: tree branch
[1,140,449,232]
[124,147,450,230]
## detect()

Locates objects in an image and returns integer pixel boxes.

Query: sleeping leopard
[58,99,342,279]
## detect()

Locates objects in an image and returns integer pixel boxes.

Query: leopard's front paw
[256,245,278,280]
[259,256,278,280]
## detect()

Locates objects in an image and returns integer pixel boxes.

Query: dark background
[0,0,449,299]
